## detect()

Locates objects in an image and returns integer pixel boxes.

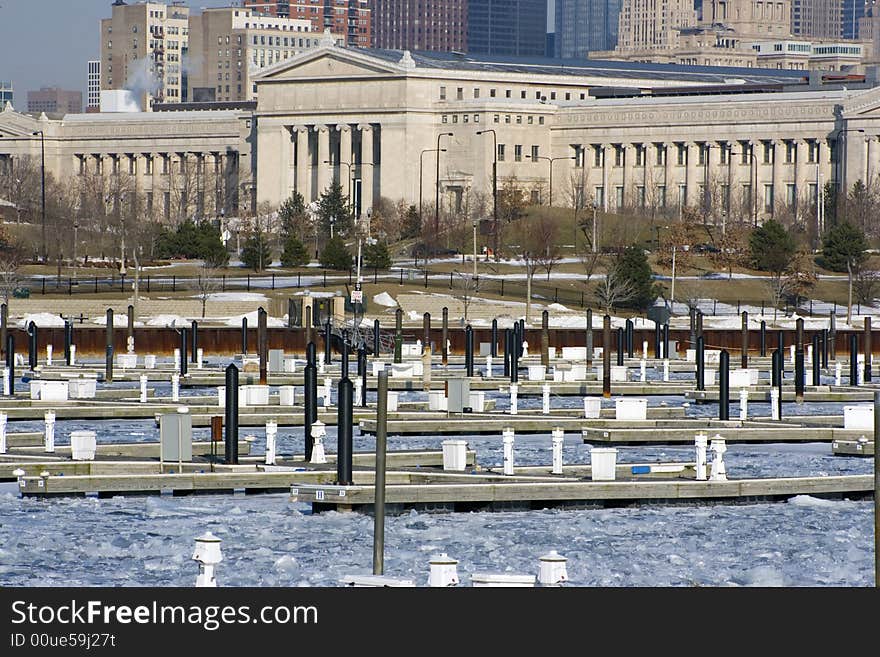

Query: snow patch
[147,314,190,327]
[197,292,267,302]
[373,292,397,307]
[225,311,285,327]
[18,313,66,328]
[547,303,570,312]
[787,495,839,508]
[92,314,142,327]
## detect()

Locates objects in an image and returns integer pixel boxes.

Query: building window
[490,89,496,97]
[786,183,797,207]
[498,144,505,162]
[505,89,511,98]
[614,145,624,167]
[677,143,687,166]
[538,117,545,125]
[742,184,752,209]
[764,184,774,212]
[720,184,730,211]
[565,92,571,100]
[516,115,522,124]
[439,86,446,100]
[594,186,604,207]
[146,192,153,215]
[740,142,752,165]
[636,185,645,207]
[456,87,463,100]
[473,88,480,99]
[530,189,540,204]
[528,116,534,124]
[808,183,818,206]
[505,115,511,124]
[655,144,666,166]
[615,186,624,208]
[514,145,523,162]
[698,143,708,166]
[679,184,687,207]
[593,145,604,168]
[808,140,819,163]
[786,141,796,164]
[474,115,480,123]
[573,145,584,168]
[463,115,469,123]
[658,185,667,207]
[530,145,539,160]
[452,115,458,123]
[521,90,526,99]
[145,156,153,175]
[634,144,645,166]
[763,141,773,164]
[128,155,136,175]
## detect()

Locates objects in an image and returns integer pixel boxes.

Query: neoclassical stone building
[5,45,880,233]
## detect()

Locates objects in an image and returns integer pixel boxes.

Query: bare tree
[533,216,561,281]
[452,270,479,324]
[191,263,223,318]
[853,269,880,307]
[593,270,634,315]
[765,276,791,321]
[709,221,751,279]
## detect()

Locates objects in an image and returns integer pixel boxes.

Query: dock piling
[865,317,872,382]
[373,370,389,575]
[625,318,633,358]
[551,428,564,475]
[741,311,749,368]
[224,364,239,465]
[258,307,268,385]
[304,343,317,461]
[850,334,859,386]
[760,320,766,357]
[812,334,821,386]
[191,320,198,364]
[442,307,449,366]
[602,315,611,398]
[491,318,498,358]
[502,428,515,475]
[616,327,624,366]
[719,350,729,421]
[336,376,353,486]
[27,322,37,370]
[795,319,804,403]
[105,344,113,383]
[5,334,13,396]
[241,317,248,355]
[465,325,474,377]
[874,390,879,587]
[696,336,705,391]
[585,309,593,368]
[179,327,188,377]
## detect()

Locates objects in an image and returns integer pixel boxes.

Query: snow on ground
[224,310,285,327]
[548,303,569,312]
[17,313,66,328]
[197,292,267,302]
[291,290,337,298]
[146,314,190,327]
[373,292,397,307]
[91,314,143,327]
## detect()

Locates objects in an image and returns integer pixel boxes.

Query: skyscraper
[27,88,83,115]
[843,0,867,38]
[372,0,467,52]
[467,0,548,56]
[88,61,102,112]
[791,0,843,39]
[0,81,12,109]
[246,1,371,48]
[555,0,622,58]
[616,0,696,50]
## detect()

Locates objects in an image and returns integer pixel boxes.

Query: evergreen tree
[401,205,421,239]
[613,246,660,311]
[195,221,229,267]
[241,230,272,272]
[820,221,868,273]
[278,191,308,235]
[749,219,795,276]
[320,235,353,270]
[317,182,351,238]
[363,240,392,270]
[280,234,309,267]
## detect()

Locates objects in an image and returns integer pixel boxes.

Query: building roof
[361,48,810,86]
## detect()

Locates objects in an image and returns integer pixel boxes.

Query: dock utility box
[447,378,471,413]
[160,408,193,463]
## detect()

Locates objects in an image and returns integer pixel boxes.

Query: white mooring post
[353,377,363,407]
[428,553,460,587]
[171,373,180,402]
[835,361,842,387]
[193,532,222,588]
[323,377,332,408]
[642,340,648,359]
[789,344,795,364]
[770,388,780,420]
[70,345,76,365]
[46,345,52,366]
[197,348,203,369]
[640,359,647,382]
[2,367,9,396]
[44,411,55,453]
[127,336,135,354]
[139,374,148,403]
[502,427,515,475]
[174,348,180,369]
[310,421,327,464]
[739,388,749,421]
[509,383,518,415]
[0,412,7,454]
[709,435,728,481]
[663,359,670,382]
[542,384,550,415]
[806,344,812,364]
[537,550,569,586]
[265,419,277,466]
[318,352,325,374]
[486,355,493,378]
[551,428,564,475]
[695,432,708,481]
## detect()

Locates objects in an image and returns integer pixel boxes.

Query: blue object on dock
[631,466,651,475]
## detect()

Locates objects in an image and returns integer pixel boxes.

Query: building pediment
[0,107,40,138]
[255,48,406,83]
[841,85,880,118]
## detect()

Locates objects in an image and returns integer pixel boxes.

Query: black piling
[441,307,449,366]
[373,370,389,575]
[616,327,624,366]
[491,319,498,358]
[64,320,72,365]
[829,311,837,361]
[654,322,661,359]
[340,330,350,380]
[304,343,317,461]
[775,349,784,420]
[127,304,134,347]
[394,309,403,364]
[0,303,6,360]
[541,310,550,367]
[258,307,268,385]
[324,318,333,365]
[771,348,779,388]
[503,328,511,378]
[812,333,821,386]
[662,324,670,360]
[224,364,239,464]
[336,376,354,486]
[795,318,804,403]
[105,344,113,383]
[625,318,633,358]
[719,349,729,420]
[760,320,766,357]
[423,312,431,350]
[464,324,474,376]
[696,336,705,391]
[105,308,114,356]
[864,317,872,383]
[191,320,199,363]
[585,309,593,367]
[850,333,859,385]
[241,317,248,355]
[821,328,829,369]
[373,319,380,356]
[304,305,313,348]
[603,314,611,398]
[27,322,37,370]
[741,311,749,368]
[179,327,188,376]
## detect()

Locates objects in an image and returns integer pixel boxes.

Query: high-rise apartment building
[792,0,843,39]
[245,0,371,47]
[371,0,467,51]
[616,0,697,50]
[843,0,867,38]
[0,81,12,108]
[88,60,102,111]
[704,0,791,38]
[100,1,191,109]
[188,7,340,102]
[27,87,83,115]
[467,0,548,56]
[554,0,622,57]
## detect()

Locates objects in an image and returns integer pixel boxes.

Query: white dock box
[268,349,285,372]
[40,381,69,402]
[279,385,296,406]
[119,353,138,369]
[144,354,157,369]
[844,405,874,430]
[527,364,546,381]
[590,447,618,481]
[243,385,270,406]
[29,381,42,400]
[387,390,399,412]
[583,397,602,419]
[428,389,448,411]
[159,408,193,462]
[372,361,385,376]
[70,430,97,461]
[561,347,587,360]
[68,378,96,399]
[615,398,647,421]
[469,390,486,412]
[441,439,468,471]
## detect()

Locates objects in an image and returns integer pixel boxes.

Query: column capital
[336,123,351,133]
[357,123,373,133]
[292,125,308,134]
[314,124,329,133]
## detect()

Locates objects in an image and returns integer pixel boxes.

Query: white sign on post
[351,290,363,304]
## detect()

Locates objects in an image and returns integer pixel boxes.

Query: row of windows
[76,153,228,177]
[576,140,826,168]
[496,144,541,162]
[591,182,818,212]
[439,85,586,102]
[440,113,546,126]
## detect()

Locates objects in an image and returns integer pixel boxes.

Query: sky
[0,0,237,109]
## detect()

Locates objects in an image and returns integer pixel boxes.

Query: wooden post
[741,311,749,369]
[864,317,872,382]
[442,307,449,367]
[603,315,611,398]
[373,370,389,575]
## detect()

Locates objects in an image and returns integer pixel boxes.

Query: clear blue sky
[0,0,236,109]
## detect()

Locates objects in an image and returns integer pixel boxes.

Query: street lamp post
[419,148,445,234]
[591,200,599,253]
[434,132,453,239]
[472,220,478,279]
[476,129,497,256]
[32,131,46,262]
[529,154,576,206]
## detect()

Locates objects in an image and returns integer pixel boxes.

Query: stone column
[684,142,698,207]
[623,143,635,208]
[771,139,784,218]
[602,143,612,211]
[749,140,759,223]
[316,124,330,196]
[867,135,877,184]
[294,126,310,201]
[338,124,352,200]
[844,131,867,189]
[663,143,673,210]
[794,139,809,207]
[358,123,374,216]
